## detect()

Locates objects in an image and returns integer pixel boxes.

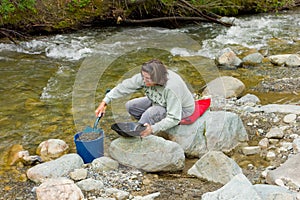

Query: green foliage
[0,0,36,20]
[68,0,91,11]
[255,0,295,13]
[0,0,16,19]
[158,0,295,15]
[17,0,36,11]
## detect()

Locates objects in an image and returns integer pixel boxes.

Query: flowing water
[0,8,299,186]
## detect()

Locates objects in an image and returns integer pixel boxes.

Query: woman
[95,59,195,137]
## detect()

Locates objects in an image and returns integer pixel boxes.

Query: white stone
[292,138,300,153]
[242,146,261,155]
[274,179,285,187]
[261,169,268,178]
[69,168,88,181]
[283,114,297,124]
[266,127,284,139]
[266,151,276,160]
[258,138,269,149]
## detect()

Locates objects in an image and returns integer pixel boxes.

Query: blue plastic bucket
[74,128,104,163]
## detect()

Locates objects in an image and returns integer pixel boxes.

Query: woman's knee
[139,106,166,124]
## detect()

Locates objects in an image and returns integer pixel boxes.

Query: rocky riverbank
[2,47,300,199]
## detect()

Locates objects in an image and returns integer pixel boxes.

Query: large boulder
[36,177,84,200]
[202,76,245,99]
[27,153,84,183]
[188,151,243,184]
[109,136,185,172]
[166,111,248,157]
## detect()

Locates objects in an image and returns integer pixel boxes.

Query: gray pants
[125,97,166,125]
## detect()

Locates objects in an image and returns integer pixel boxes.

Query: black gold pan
[111,122,146,137]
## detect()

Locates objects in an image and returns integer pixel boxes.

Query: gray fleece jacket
[103,70,195,134]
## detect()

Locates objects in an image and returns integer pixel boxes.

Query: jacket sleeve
[151,89,182,134]
[103,73,144,104]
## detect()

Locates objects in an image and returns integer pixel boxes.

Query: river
[0,8,299,193]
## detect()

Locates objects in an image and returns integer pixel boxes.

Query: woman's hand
[140,123,153,137]
[95,101,107,117]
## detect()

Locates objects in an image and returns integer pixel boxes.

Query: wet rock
[285,54,300,67]
[27,153,84,183]
[269,54,300,67]
[242,146,261,155]
[36,177,84,200]
[269,54,291,66]
[215,48,242,69]
[36,139,69,161]
[242,52,264,66]
[220,17,236,25]
[6,144,24,166]
[202,76,245,99]
[109,136,185,172]
[188,151,243,185]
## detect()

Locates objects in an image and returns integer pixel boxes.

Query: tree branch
[177,0,233,27]
[121,16,209,24]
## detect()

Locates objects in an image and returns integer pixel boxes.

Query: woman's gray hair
[141,59,168,86]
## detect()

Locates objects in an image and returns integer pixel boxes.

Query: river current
[0,8,299,183]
